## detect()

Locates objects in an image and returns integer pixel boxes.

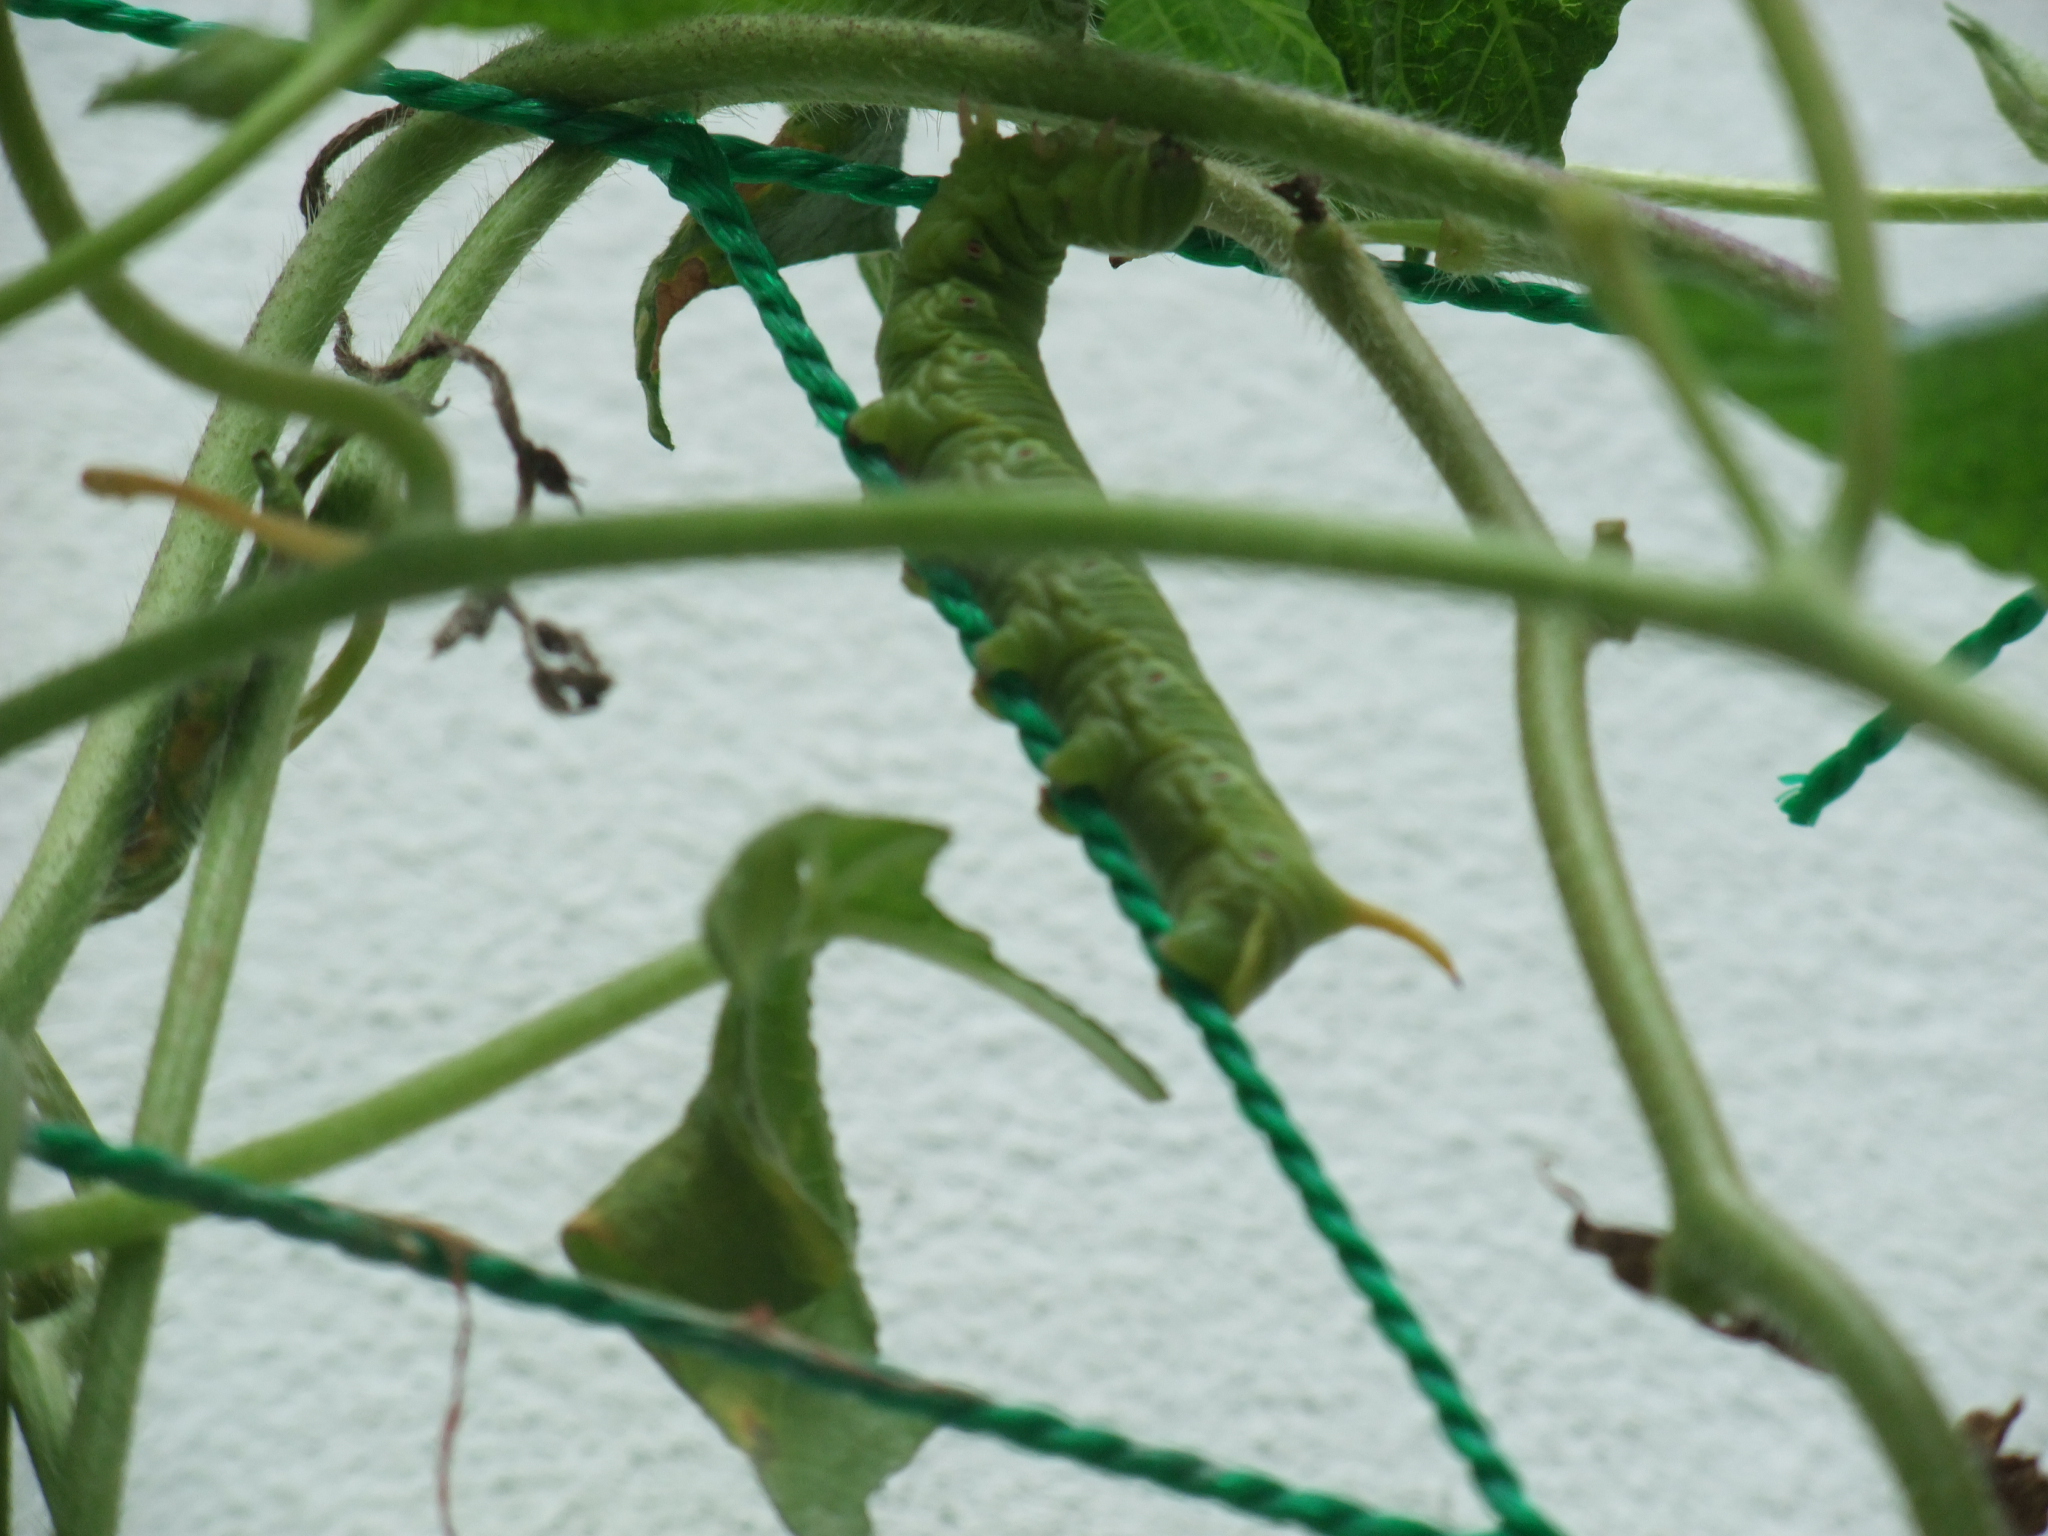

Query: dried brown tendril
[332,316,610,713]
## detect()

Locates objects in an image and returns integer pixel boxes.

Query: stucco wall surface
[3,3,2047,1534]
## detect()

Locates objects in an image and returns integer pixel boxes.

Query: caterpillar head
[1056,129,1203,257]
[947,109,1201,259]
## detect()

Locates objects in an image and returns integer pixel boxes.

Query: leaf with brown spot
[564,810,1159,1536]
[636,106,906,448]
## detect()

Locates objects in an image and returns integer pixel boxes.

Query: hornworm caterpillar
[848,113,1453,1011]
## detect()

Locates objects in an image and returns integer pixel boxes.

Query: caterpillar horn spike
[1344,896,1460,986]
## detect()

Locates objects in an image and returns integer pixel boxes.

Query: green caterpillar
[848,113,1452,1012]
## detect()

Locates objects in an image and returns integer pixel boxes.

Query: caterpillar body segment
[850,119,1452,1012]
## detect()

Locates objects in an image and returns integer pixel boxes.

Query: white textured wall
[4,3,2048,1533]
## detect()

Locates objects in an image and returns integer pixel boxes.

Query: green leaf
[776,813,1167,1101]
[1675,282,2048,580]
[563,809,1160,1535]
[1305,0,1631,161]
[1948,5,2048,163]
[1099,0,1347,92]
[638,107,907,450]
[657,1279,932,1536]
[90,27,307,122]
[431,0,1085,39]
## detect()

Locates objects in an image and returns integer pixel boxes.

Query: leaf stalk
[1735,0,1896,576]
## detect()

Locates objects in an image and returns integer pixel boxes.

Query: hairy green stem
[303,139,607,524]
[20,1033,91,1130]
[272,138,604,742]
[1736,0,1894,574]
[1275,212,1545,540]
[0,501,1741,753]
[1515,619,1749,1204]
[1167,207,1996,1536]
[0,1038,21,1535]
[5,500,2048,818]
[8,941,719,1270]
[1550,183,1786,563]
[9,1323,73,1524]
[0,109,511,1051]
[289,608,384,749]
[0,11,454,526]
[466,17,1830,316]
[0,0,438,328]
[30,135,605,1531]
[59,636,316,1536]
[1197,162,1297,271]
[1579,168,2048,222]
[1515,612,2000,1536]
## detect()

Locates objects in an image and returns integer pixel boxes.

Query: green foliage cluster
[6,0,2048,1535]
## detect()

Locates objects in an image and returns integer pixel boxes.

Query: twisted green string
[19,1122,1462,1536]
[13,4,1555,1530]
[1779,589,2047,825]
[6,0,1602,335]
[913,566,1556,1536]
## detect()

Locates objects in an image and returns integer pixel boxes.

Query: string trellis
[10,5,1566,1535]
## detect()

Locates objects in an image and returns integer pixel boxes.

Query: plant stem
[302,140,608,519]
[1549,182,1787,564]
[0,0,438,329]
[0,10,455,528]
[0,109,510,1052]
[1735,0,1895,575]
[1578,168,2048,222]
[1515,610,2001,1536]
[1197,162,1298,271]
[1238,203,1996,1536]
[9,1323,74,1524]
[58,636,316,1536]
[21,1032,92,1130]
[289,608,384,749]
[0,1037,23,1536]
[0,501,1738,748]
[275,140,604,738]
[9,500,2048,831]
[464,16,1832,317]
[1274,212,1545,540]
[1516,619,1749,1204]
[7,941,719,1270]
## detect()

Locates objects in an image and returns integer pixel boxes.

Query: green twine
[14,4,1558,1531]
[7,0,1604,337]
[1779,589,2047,825]
[8,0,199,44]
[18,1123,1463,1536]
[1392,259,1607,330]
[913,565,1558,1536]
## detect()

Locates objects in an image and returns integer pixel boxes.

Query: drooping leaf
[1674,281,2048,581]
[90,27,306,121]
[1305,0,1631,161]
[638,107,908,449]
[564,809,1161,1535]
[1097,0,1347,93]
[431,0,1085,39]
[752,812,1167,1101]
[661,1280,932,1536]
[1948,5,2048,163]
